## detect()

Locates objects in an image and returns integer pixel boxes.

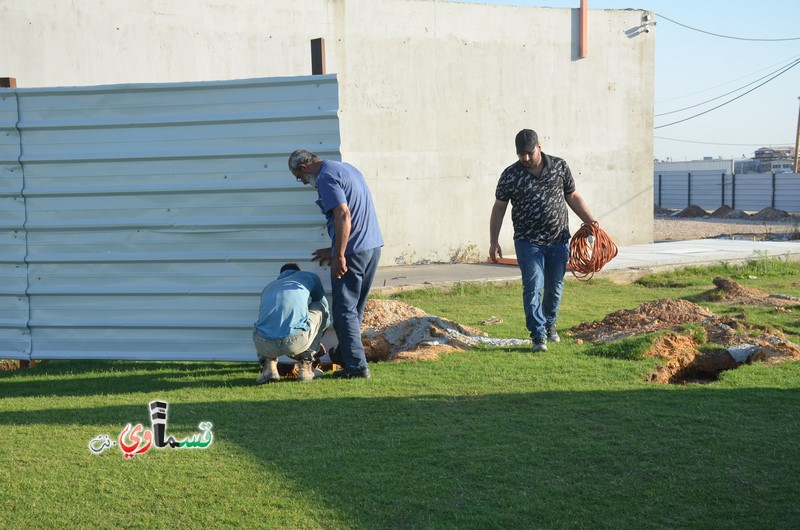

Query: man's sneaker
[331,366,371,379]
[546,325,560,343]
[532,339,548,352]
[297,360,315,382]
[256,358,280,384]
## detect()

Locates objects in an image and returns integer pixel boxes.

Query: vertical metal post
[311,38,326,75]
[721,173,725,208]
[731,174,736,210]
[657,174,662,207]
[687,172,692,208]
[771,172,776,208]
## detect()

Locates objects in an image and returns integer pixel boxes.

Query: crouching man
[253,263,329,383]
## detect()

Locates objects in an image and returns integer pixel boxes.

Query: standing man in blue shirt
[253,263,329,384]
[288,149,384,379]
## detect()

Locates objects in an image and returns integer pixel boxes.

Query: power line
[656,52,800,104]
[655,58,800,117]
[655,136,793,147]
[656,13,800,41]
[654,59,800,129]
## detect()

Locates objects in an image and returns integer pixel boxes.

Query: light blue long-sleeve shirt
[254,270,328,339]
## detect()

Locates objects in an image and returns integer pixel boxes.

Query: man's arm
[489,199,509,261]
[308,274,326,302]
[565,191,597,225]
[308,274,330,316]
[331,203,351,279]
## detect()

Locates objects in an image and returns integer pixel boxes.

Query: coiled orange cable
[568,222,618,281]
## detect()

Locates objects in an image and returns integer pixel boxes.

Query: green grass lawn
[2,260,800,529]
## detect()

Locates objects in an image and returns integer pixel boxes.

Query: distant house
[656,147,795,175]
[754,146,794,161]
[765,160,795,173]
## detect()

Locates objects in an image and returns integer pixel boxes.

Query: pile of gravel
[709,204,749,220]
[673,205,708,218]
[750,207,792,221]
[722,209,750,219]
[709,205,733,218]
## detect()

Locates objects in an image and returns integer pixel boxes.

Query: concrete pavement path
[373,239,800,293]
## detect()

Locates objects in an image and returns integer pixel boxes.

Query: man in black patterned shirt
[489,129,597,352]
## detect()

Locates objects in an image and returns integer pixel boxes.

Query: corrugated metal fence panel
[17,76,337,361]
[774,174,800,213]
[654,171,800,212]
[731,174,775,211]
[688,171,727,211]
[654,171,690,209]
[0,90,31,359]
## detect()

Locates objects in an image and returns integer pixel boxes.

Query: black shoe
[331,367,371,379]
[328,346,345,367]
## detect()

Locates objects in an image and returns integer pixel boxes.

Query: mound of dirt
[722,209,750,219]
[0,360,20,371]
[709,205,733,218]
[568,299,714,343]
[701,277,800,306]
[570,295,800,384]
[360,299,495,362]
[674,205,708,218]
[750,207,792,221]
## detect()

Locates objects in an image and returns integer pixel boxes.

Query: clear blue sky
[449,0,800,162]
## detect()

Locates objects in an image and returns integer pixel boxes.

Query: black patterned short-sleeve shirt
[495,153,576,246]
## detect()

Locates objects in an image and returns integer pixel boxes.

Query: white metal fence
[653,170,800,212]
[0,75,338,362]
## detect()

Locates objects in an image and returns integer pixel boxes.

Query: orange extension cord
[568,222,618,281]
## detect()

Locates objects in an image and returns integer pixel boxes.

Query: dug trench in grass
[568,280,800,384]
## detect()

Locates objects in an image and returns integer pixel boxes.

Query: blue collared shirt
[255,270,328,339]
[315,159,384,255]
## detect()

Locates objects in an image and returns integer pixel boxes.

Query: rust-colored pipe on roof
[580,0,588,58]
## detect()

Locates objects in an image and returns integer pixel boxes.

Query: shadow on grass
[0,360,257,398]
[1,385,800,528]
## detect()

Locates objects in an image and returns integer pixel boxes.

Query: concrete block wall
[2,0,655,265]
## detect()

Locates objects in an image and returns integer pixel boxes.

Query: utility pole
[794,96,800,174]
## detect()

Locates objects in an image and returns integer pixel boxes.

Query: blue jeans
[514,239,569,341]
[332,247,381,371]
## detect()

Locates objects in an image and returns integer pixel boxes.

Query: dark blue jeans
[332,247,381,371]
[514,239,569,341]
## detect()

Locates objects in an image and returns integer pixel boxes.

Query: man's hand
[489,200,508,264]
[311,247,333,266]
[331,253,348,280]
[488,243,503,263]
